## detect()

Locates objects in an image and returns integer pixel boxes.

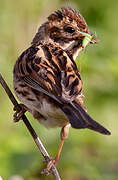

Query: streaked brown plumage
[13,7,110,173]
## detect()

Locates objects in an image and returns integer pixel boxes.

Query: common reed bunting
[13,7,111,173]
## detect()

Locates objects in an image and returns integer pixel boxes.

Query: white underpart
[73,47,83,61]
[39,99,69,128]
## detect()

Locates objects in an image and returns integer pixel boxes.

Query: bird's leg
[13,104,27,122]
[43,123,71,175]
[55,123,71,163]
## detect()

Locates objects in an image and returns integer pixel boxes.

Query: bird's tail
[60,101,111,135]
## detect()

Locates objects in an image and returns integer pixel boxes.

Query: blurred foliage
[0,0,118,179]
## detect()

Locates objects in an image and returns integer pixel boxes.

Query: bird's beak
[89,32,99,44]
[78,31,99,48]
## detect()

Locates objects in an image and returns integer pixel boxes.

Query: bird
[13,7,111,174]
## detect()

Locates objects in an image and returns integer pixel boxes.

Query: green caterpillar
[78,31,94,48]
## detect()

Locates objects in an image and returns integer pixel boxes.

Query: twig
[0,73,61,180]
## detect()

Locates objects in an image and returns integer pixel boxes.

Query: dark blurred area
[0,0,118,179]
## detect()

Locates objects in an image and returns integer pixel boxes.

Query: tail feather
[61,101,111,135]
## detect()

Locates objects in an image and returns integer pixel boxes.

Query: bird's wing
[14,43,111,135]
[14,43,82,104]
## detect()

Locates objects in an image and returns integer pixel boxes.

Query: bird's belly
[37,99,69,128]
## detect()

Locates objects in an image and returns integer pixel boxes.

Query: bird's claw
[13,104,27,122]
[41,158,57,176]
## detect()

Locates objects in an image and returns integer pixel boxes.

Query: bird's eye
[64,26,75,33]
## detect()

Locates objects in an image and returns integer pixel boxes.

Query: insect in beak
[78,31,99,48]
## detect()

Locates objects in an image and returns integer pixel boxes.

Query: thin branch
[0,73,61,180]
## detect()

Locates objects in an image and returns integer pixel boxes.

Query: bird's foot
[41,157,58,176]
[13,104,27,122]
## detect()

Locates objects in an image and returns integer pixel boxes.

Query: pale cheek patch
[63,40,75,51]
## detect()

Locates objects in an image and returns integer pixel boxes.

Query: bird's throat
[65,41,83,61]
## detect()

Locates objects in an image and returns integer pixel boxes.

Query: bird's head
[32,7,98,59]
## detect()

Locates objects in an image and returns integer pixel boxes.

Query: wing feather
[14,43,82,103]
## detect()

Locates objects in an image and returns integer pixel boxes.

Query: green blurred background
[0,0,118,179]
